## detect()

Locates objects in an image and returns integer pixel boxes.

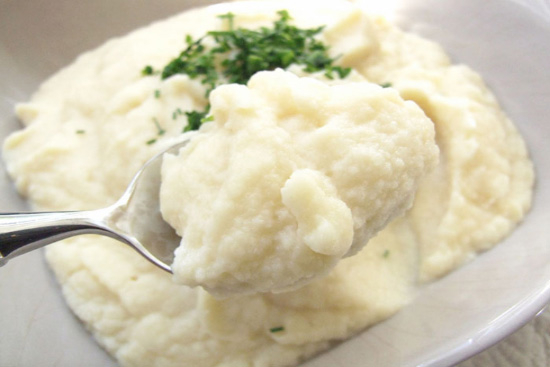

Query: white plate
[1,0,549,366]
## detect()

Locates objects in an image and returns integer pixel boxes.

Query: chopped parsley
[153,118,166,136]
[382,249,390,258]
[154,89,161,98]
[143,10,351,131]
[146,118,166,144]
[184,110,209,132]
[380,82,392,88]
[142,65,155,76]
[172,108,185,120]
[269,326,285,333]
[75,129,86,134]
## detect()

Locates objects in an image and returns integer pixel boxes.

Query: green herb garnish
[269,326,285,333]
[76,129,85,134]
[172,108,184,120]
[153,118,166,136]
[145,118,166,145]
[382,249,390,258]
[154,89,161,99]
[142,65,155,76]
[184,110,209,132]
[380,82,392,88]
[143,10,350,131]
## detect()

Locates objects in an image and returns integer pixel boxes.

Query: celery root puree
[2,1,533,366]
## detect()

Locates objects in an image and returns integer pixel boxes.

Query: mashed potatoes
[1,1,534,367]
[162,69,438,295]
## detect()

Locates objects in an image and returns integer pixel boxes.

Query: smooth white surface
[0,1,549,366]
[459,308,550,367]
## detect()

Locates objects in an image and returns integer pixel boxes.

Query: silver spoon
[0,132,196,272]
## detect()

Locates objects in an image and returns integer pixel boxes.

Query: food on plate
[1,1,534,366]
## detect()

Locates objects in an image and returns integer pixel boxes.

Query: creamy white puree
[161,69,438,296]
[2,1,534,367]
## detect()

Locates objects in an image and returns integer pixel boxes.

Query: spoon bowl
[0,132,196,271]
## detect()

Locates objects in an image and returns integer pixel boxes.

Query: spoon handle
[0,210,113,266]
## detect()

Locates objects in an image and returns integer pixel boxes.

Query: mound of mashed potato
[1,1,534,367]
[161,69,438,295]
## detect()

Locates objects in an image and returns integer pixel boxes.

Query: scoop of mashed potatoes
[160,69,438,295]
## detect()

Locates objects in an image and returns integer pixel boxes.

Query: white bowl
[1,0,549,366]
